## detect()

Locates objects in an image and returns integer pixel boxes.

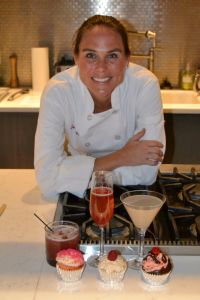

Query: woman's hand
[119,128,164,166]
[94,128,164,171]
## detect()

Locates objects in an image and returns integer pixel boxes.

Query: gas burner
[182,183,200,210]
[172,214,198,241]
[185,184,200,201]
[85,219,132,241]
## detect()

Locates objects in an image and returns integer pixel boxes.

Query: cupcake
[56,249,85,282]
[98,250,127,283]
[141,247,172,286]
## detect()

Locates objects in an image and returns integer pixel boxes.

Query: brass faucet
[127,30,158,72]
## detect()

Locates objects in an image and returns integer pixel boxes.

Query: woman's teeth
[93,77,110,83]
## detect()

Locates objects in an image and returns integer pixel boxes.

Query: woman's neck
[93,102,112,113]
[92,94,112,113]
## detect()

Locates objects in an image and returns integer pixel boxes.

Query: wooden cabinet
[163,114,200,164]
[0,112,38,168]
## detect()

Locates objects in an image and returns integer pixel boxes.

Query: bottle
[180,63,194,90]
[9,53,19,88]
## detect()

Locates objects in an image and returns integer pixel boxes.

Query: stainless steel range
[54,164,200,257]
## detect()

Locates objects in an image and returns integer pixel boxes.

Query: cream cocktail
[121,190,166,269]
[122,195,163,230]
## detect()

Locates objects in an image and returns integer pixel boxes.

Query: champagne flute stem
[136,229,146,264]
[99,227,104,258]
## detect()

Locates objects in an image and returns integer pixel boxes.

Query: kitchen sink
[161,90,200,113]
[161,90,200,104]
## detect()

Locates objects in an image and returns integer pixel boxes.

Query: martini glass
[87,171,114,267]
[120,190,166,269]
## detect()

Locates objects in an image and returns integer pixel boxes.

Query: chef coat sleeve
[34,83,95,200]
[113,76,166,186]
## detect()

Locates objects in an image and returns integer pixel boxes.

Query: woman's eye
[85,52,96,60]
[108,53,118,59]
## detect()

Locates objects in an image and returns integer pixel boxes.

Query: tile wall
[0,0,199,88]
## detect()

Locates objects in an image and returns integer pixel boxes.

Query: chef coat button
[85,142,91,147]
[114,135,121,140]
[113,109,118,114]
[87,114,93,120]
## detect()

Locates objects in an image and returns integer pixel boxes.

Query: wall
[0,0,200,88]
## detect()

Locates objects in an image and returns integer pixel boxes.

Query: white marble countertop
[0,88,41,112]
[0,169,200,300]
[1,88,200,113]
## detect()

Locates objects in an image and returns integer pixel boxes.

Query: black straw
[34,213,54,232]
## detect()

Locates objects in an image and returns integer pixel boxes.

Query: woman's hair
[72,15,130,56]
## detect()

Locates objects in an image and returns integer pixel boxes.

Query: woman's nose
[96,58,107,70]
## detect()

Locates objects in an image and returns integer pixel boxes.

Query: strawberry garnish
[151,247,160,255]
[107,250,121,261]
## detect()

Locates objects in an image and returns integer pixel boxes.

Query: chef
[34,15,165,199]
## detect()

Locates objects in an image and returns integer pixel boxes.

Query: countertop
[0,88,41,112]
[0,169,200,300]
[0,88,200,113]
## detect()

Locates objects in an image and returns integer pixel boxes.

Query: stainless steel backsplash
[0,0,199,88]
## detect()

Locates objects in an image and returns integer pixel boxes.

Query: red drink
[90,187,114,227]
[45,221,80,267]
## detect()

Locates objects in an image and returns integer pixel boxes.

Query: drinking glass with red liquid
[45,220,80,267]
[88,171,114,267]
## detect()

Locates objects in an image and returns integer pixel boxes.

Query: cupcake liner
[141,269,171,286]
[56,264,85,282]
[99,267,127,283]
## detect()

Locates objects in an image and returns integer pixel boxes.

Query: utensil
[0,204,7,217]
[7,88,29,101]
[0,88,9,102]
[120,190,166,269]
[33,213,54,232]
[87,171,114,268]
[0,91,9,102]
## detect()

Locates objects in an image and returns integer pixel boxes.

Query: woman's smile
[92,77,111,83]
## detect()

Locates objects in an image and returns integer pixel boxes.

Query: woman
[34,15,165,199]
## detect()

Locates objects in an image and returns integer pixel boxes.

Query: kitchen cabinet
[163,114,200,164]
[0,112,38,168]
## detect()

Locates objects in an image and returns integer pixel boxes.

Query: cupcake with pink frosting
[56,249,85,282]
[141,247,172,286]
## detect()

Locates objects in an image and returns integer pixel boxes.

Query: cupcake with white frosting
[98,250,127,283]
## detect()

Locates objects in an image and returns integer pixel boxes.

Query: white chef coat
[34,63,165,200]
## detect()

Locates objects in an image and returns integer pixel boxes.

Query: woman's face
[74,25,130,111]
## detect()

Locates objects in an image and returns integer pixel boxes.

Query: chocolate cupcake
[141,247,172,286]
